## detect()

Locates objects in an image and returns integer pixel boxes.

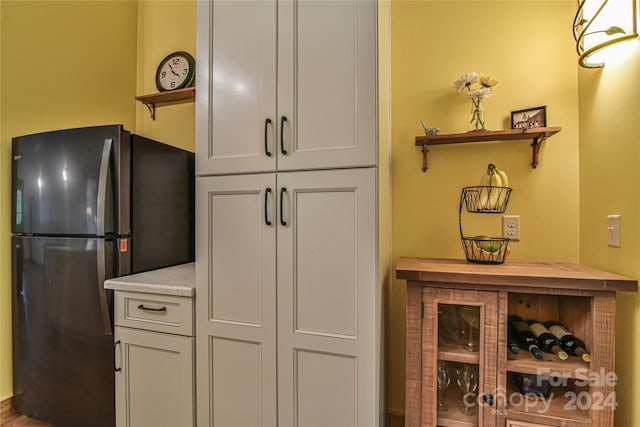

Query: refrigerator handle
[96,138,113,236]
[97,239,113,336]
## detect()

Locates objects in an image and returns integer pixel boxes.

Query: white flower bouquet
[453,72,499,130]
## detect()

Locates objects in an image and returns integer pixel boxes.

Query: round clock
[155,51,195,92]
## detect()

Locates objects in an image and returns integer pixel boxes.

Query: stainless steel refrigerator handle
[97,239,113,336]
[96,138,113,236]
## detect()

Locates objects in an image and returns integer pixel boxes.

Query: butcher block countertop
[104,262,195,297]
[396,257,638,292]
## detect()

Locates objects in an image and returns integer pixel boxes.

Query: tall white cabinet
[195,1,385,425]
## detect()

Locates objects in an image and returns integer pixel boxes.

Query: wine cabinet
[397,257,637,427]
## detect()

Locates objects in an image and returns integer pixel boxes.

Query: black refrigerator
[11,124,194,427]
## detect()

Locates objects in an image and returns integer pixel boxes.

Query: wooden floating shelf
[415,126,561,172]
[135,87,195,120]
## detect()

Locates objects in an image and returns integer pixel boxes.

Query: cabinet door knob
[280,116,288,155]
[265,187,273,226]
[265,118,272,157]
[280,187,288,226]
[483,393,494,407]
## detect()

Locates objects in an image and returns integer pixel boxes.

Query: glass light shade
[574,0,639,68]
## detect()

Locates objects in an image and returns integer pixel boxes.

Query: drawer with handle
[114,291,193,336]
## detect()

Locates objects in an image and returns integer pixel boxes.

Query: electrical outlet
[608,215,621,247]
[502,215,520,240]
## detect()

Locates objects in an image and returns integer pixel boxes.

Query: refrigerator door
[12,236,118,427]
[12,125,128,236]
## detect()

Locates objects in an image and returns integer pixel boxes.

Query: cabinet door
[195,174,277,427]
[421,288,498,427]
[196,0,277,175]
[276,168,378,426]
[114,326,194,427]
[277,0,377,171]
[506,421,554,427]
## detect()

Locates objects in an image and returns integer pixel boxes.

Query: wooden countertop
[396,257,638,292]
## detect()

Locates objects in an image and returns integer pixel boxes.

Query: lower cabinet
[505,421,553,427]
[196,168,380,426]
[113,291,195,427]
[397,257,637,427]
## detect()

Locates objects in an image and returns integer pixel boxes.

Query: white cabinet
[112,290,195,427]
[275,169,377,427]
[195,173,278,427]
[195,0,383,425]
[196,168,377,426]
[195,0,376,175]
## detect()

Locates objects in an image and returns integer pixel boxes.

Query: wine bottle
[507,325,521,355]
[544,321,591,362]
[508,315,543,360]
[528,321,569,360]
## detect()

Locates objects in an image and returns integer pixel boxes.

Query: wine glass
[458,306,480,352]
[436,360,450,412]
[456,364,479,416]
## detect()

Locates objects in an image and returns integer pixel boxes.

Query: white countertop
[104,262,195,297]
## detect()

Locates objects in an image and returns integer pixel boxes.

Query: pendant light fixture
[573,0,638,68]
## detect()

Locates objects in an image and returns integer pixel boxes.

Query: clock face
[156,52,195,92]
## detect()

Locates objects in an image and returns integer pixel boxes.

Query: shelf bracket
[531,135,547,168]
[141,101,156,120]
[421,144,429,172]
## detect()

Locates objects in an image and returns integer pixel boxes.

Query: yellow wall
[578,42,640,424]
[135,1,195,152]
[389,0,580,413]
[0,0,195,401]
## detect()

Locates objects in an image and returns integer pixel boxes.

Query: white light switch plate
[608,215,621,248]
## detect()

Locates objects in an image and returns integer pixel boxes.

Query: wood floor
[1,415,53,427]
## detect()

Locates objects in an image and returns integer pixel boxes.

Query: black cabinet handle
[280,116,288,155]
[483,393,495,407]
[265,118,272,157]
[138,304,167,313]
[280,187,288,226]
[114,340,121,372]
[265,187,272,226]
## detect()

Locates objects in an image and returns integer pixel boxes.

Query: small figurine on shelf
[420,120,440,136]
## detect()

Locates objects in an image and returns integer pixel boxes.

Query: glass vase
[470,97,485,131]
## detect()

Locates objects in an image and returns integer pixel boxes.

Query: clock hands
[167,63,181,77]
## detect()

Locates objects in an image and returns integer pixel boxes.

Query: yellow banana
[494,166,509,187]
[494,165,509,207]
[479,164,502,210]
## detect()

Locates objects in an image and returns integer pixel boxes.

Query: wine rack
[397,257,637,427]
[506,293,593,424]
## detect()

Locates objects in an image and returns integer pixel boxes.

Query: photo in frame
[511,106,547,129]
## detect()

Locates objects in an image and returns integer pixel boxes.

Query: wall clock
[155,51,195,92]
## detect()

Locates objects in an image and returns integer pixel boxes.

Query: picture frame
[511,106,547,129]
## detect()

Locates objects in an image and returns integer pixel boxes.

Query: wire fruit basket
[459,186,512,264]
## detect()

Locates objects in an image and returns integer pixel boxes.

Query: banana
[494,166,509,187]
[494,165,510,207]
[478,164,502,210]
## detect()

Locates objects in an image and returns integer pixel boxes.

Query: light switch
[607,215,621,248]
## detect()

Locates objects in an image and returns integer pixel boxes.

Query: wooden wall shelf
[415,126,561,172]
[135,87,195,120]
